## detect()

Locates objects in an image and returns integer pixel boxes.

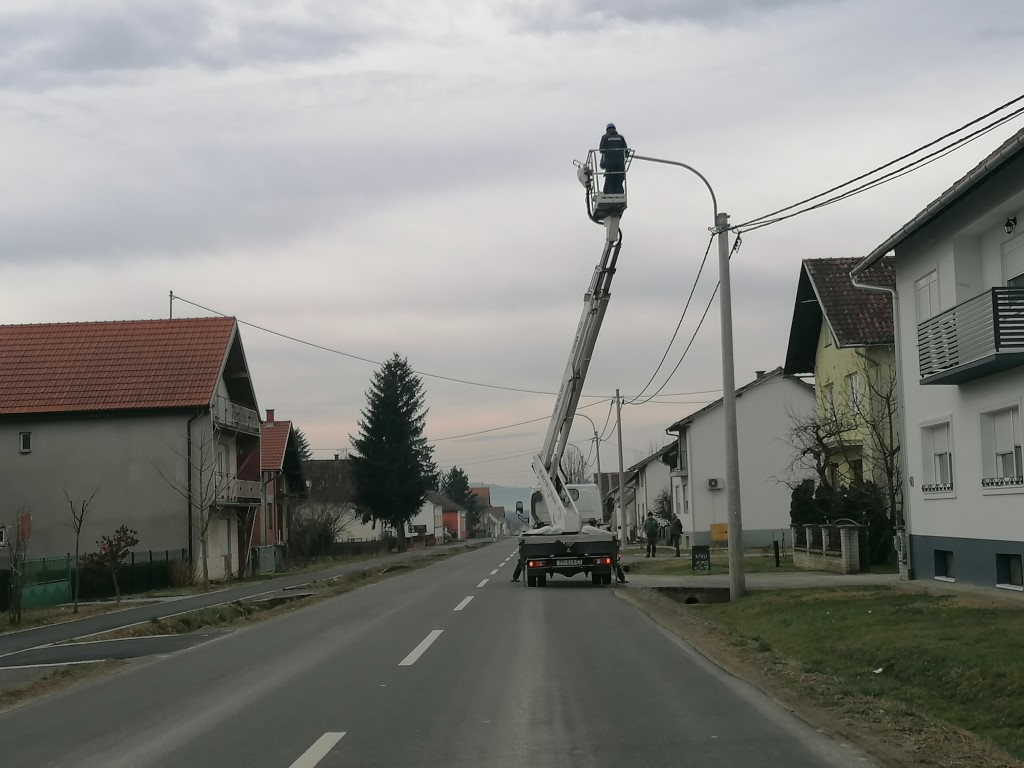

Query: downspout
[186,409,203,566]
[849,263,912,577]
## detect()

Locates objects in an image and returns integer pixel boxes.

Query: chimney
[755,370,766,380]
[266,408,275,424]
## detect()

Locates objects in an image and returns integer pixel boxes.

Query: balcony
[918,287,1024,385]
[212,396,260,435]
[214,473,262,504]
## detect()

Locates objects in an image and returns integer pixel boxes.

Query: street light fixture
[575,412,604,504]
[630,153,746,600]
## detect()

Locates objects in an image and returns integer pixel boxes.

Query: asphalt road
[0,543,876,768]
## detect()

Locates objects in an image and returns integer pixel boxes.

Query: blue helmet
[606,122,616,130]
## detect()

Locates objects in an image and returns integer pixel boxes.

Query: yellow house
[784,257,900,507]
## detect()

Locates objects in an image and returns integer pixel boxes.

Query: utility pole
[615,389,627,549]
[717,212,746,599]
[169,290,174,319]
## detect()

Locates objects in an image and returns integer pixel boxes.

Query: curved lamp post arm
[630,154,719,222]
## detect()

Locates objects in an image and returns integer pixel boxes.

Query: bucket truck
[517,147,632,588]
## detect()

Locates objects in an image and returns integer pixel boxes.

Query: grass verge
[624,551,803,576]
[621,585,1024,767]
[0,660,127,713]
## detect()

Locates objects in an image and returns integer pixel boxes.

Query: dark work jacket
[599,131,628,172]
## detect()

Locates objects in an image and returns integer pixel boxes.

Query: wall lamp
[1006,216,1017,235]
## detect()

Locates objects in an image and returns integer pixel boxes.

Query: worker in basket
[599,122,628,194]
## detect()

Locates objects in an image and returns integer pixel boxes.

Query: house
[625,444,675,534]
[409,491,454,544]
[784,257,899,493]
[258,409,307,551]
[438,495,468,541]
[851,126,1024,589]
[665,368,815,548]
[301,456,379,541]
[468,486,507,538]
[0,317,261,581]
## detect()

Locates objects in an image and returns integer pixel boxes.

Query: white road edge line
[490,569,498,575]
[477,579,489,588]
[289,732,346,768]
[453,596,474,612]
[399,630,444,666]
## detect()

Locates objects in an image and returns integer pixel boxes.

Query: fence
[791,524,862,574]
[2,549,191,611]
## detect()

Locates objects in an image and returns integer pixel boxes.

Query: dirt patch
[619,587,1024,768]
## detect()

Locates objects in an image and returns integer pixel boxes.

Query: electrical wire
[735,102,1024,233]
[429,398,611,442]
[624,234,715,405]
[734,93,1024,230]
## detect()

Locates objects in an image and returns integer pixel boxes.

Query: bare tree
[84,525,139,602]
[652,487,672,522]
[64,485,99,614]
[849,356,904,529]
[560,444,589,484]
[153,420,257,590]
[289,502,351,566]
[4,507,31,626]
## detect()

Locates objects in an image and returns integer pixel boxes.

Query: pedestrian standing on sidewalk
[669,514,683,557]
[644,512,660,558]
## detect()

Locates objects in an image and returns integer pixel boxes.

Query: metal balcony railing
[918,287,1024,384]
[212,396,260,434]
[214,472,262,504]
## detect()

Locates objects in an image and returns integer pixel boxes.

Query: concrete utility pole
[716,212,746,600]
[615,389,627,549]
[629,154,746,599]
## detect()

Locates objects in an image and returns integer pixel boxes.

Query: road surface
[0,543,874,768]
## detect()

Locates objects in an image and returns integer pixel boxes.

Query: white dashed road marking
[289,732,346,768]
[399,630,444,666]
[453,596,474,611]
[477,579,489,588]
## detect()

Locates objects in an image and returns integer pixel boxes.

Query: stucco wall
[681,375,815,547]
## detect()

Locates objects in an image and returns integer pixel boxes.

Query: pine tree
[351,354,436,551]
[292,426,314,461]
[440,467,480,533]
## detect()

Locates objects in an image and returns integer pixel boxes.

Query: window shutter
[995,409,1015,455]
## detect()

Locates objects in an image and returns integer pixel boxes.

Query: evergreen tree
[351,354,436,551]
[292,426,314,461]
[440,467,480,533]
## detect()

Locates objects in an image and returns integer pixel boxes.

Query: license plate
[556,558,583,566]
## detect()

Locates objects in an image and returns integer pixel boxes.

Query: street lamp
[630,154,746,600]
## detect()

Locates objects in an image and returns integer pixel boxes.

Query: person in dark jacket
[599,123,628,194]
[643,512,660,558]
[669,514,683,557]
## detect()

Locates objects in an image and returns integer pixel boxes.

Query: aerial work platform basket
[575,148,633,223]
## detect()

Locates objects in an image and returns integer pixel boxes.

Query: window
[827,462,841,489]
[850,458,864,484]
[921,421,953,492]
[915,270,940,322]
[980,406,1023,487]
[822,383,835,415]
[845,372,861,412]
[934,549,954,581]
[1004,237,1024,286]
[996,553,1024,589]
[19,432,31,453]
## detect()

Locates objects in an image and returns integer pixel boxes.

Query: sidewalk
[0,540,492,659]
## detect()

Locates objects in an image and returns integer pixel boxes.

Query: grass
[0,660,126,713]
[699,587,1024,761]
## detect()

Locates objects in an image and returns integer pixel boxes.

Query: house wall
[894,178,1024,587]
[2,411,196,562]
[1,410,252,582]
[681,376,815,547]
[635,460,671,522]
[813,321,898,485]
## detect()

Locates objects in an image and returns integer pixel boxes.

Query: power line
[624,234,715,405]
[430,398,611,442]
[737,92,1024,230]
[734,98,1024,232]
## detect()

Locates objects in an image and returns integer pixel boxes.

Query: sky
[2,0,1023,487]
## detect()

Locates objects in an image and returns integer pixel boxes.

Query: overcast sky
[2,0,1022,488]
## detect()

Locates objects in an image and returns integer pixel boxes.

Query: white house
[409,492,449,544]
[851,126,1024,590]
[625,444,675,534]
[665,368,815,548]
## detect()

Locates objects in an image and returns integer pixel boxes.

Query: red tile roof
[468,487,491,506]
[803,257,895,347]
[261,420,292,472]
[0,317,236,415]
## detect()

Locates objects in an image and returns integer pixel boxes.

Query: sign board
[710,523,728,543]
[411,525,428,534]
[691,545,711,572]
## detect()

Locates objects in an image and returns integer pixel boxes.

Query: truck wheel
[527,573,536,588]
[591,572,601,586]
[537,574,547,587]
[602,573,613,585]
